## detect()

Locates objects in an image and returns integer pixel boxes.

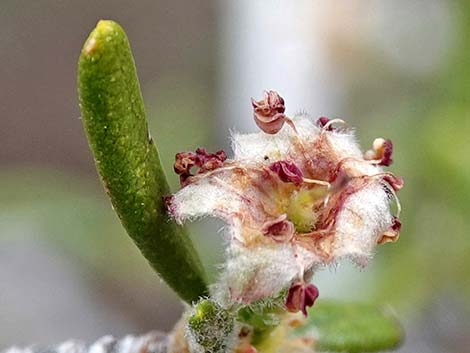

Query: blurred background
[1,1,469,352]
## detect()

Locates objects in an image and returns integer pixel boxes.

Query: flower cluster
[166,90,403,316]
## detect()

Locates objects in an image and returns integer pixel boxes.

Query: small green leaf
[188,299,235,353]
[236,293,286,345]
[294,300,403,353]
[77,20,208,303]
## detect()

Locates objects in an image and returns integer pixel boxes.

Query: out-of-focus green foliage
[0,169,138,276]
[352,0,470,313]
[145,76,214,191]
[295,301,402,353]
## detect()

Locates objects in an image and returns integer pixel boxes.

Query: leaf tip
[81,20,124,57]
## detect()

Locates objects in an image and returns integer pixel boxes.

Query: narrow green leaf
[77,20,208,303]
[294,301,403,353]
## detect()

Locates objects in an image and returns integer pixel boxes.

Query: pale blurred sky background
[1,1,469,352]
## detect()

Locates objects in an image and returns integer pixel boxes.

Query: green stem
[78,20,208,303]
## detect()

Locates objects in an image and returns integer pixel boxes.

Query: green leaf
[236,293,286,345]
[77,20,208,303]
[294,300,403,353]
[187,299,235,353]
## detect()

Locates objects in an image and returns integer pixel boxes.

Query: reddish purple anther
[378,215,402,244]
[195,148,227,173]
[285,282,319,316]
[383,174,404,192]
[365,138,394,166]
[174,148,227,186]
[174,152,197,173]
[378,139,393,166]
[174,151,198,185]
[317,117,332,130]
[261,214,295,243]
[269,161,303,185]
[252,90,287,134]
[391,216,402,232]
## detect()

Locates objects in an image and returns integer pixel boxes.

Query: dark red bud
[269,161,303,185]
[303,284,320,312]
[286,282,319,316]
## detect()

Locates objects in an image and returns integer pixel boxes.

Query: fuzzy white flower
[166,91,403,314]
